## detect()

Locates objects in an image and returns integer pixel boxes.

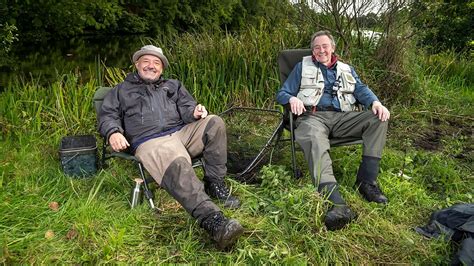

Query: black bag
[416,203,474,265]
[59,135,98,177]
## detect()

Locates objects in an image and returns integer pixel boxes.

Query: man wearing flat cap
[99,45,243,249]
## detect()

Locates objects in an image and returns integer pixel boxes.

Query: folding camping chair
[93,86,203,210]
[275,49,363,179]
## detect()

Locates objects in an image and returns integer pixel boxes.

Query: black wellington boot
[355,181,388,204]
[324,205,358,231]
[319,182,357,231]
[356,156,388,204]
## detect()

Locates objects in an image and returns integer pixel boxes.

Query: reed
[0,74,97,141]
[102,26,310,112]
[164,28,307,112]
[1,26,312,139]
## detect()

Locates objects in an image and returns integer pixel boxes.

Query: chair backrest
[277,49,312,84]
[93,86,113,125]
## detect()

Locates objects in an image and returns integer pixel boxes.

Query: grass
[0,28,473,263]
[1,136,469,264]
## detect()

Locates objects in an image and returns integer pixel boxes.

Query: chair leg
[289,113,298,179]
[137,162,156,210]
[101,141,108,168]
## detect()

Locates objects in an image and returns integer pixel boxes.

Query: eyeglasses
[312,44,331,51]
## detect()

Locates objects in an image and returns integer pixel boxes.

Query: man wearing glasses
[276,31,390,231]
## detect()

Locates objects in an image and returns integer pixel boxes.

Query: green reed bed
[0,75,97,142]
[104,28,309,113]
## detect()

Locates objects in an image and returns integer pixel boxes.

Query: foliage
[2,0,295,41]
[101,26,307,113]
[421,50,474,86]
[385,50,473,189]
[2,27,472,145]
[410,0,474,54]
[0,23,18,53]
[2,0,124,40]
[292,0,413,103]
[0,74,97,142]
[0,23,18,66]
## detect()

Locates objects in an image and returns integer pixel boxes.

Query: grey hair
[310,30,336,49]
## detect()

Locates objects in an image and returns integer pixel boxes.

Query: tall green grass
[1,26,311,140]
[106,27,310,112]
[0,75,97,142]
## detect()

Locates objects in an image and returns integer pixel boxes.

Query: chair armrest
[281,104,296,131]
[107,151,139,161]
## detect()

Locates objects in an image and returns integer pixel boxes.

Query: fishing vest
[297,56,358,112]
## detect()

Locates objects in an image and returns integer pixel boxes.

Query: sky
[290,0,388,16]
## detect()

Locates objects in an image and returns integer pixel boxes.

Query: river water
[0,35,148,91]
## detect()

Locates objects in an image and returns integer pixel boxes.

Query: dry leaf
[45,230,55,239]
[48,201,59,211]
[66,228,78,240]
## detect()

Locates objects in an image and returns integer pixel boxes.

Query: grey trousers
[135,115,227,222]
[294,110,388,186]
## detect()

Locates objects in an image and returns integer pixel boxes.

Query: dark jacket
[99,73,197,147]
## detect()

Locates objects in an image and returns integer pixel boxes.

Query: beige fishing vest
[297,56,358,112]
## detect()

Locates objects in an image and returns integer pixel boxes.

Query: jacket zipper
[140,101,144,124]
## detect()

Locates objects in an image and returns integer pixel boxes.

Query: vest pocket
[339,71,356,93]
[297,88,322,106]
[301,68,318,87]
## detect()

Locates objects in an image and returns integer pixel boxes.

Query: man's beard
[141,76,160,84]
[139,68,161,84]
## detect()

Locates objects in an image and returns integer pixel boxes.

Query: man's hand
[109,132,130,152]
[289,97,306,116]
[372,101,390,122]
[194,104,208,119]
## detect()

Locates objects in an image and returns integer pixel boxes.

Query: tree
[2,0,297,42]
[410,0,474,54]
[0,23,18,66]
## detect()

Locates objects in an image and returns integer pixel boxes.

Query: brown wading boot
[205,181,241,209]
[201,212,244,250]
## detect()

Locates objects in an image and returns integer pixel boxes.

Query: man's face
[312,35,335,66]
[135,55,163,83]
